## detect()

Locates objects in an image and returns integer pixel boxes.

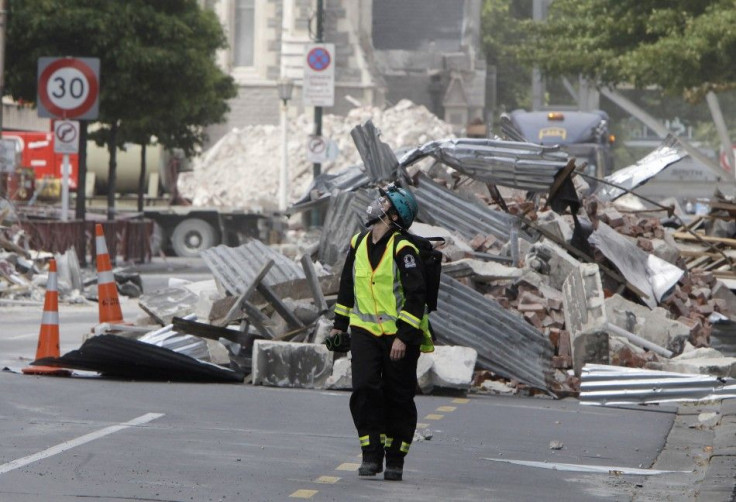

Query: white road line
[483,457,691,475]
[0,412,164,475]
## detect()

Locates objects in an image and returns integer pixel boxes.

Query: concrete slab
[251,340,333,389]
[562,263,609,375]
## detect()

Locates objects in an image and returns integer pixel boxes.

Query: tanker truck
[4,131,275,257]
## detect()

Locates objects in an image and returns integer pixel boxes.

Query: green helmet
[383,184,418,228]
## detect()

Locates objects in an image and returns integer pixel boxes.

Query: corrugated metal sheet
[399,138,569,192]
[318,190,372,266]
[350,120,399,182]
[413,172,532,242]
[580,364,736,406]
[201,240,305,296]
[430,274,554,393]
[291,164,370,209]
[595,135,687,201]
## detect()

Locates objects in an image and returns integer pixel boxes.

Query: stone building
[205,0,487,143]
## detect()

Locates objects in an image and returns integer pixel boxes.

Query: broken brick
[636,237,653,253]
[523,311,543,329]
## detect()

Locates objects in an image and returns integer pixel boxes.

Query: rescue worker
[328,183,434,481]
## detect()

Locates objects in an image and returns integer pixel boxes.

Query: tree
[481,0,534,115]
[516,0,736,103]
[5,0,236,219]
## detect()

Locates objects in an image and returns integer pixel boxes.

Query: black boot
[358,450,384,476]
[384,456,403,481]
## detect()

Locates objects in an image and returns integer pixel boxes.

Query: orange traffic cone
[22,259,71,376]
[95,223,124,324]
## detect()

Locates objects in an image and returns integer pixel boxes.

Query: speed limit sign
[37,57,100,120]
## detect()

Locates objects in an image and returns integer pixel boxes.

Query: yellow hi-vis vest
[345,231,434,353]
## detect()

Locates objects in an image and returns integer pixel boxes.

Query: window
[233,0,255,67]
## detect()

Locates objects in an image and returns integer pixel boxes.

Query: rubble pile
[0,205,143,305]
[16,104,736,404]
[0,216,58,304]
[177,100,455,210]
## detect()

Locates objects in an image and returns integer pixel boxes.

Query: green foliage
[517,0,736,103]
[481,0,533,112]
[6,0,236,156]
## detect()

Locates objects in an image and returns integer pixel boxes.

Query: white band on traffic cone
[41,311,60,325]
[98,269,115,284]
[96,235,109,255]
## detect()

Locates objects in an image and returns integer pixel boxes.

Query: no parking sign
[303,44,334,107]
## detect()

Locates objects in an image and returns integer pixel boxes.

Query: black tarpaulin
[33,334,244,383]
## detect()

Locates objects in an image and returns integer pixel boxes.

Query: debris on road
[15,101,736,398]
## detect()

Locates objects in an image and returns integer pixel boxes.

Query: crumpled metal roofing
[580,364,736,406]
[292,120,402,210]
[413,172,532,242]
[201,240,306,296]
[430,274,554,393]
[292,164,370,209]
[594,134,687,201]
[318,190,372,266]
[589,221,684,309]
[399,137,569,192]
[350,120,399,182]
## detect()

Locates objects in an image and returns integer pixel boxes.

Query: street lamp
[277,78,294,212]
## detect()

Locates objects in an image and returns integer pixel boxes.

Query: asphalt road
[0,257,722,501]
[1,372,677,502]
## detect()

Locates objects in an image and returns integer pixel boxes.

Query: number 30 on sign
[37,57,100,120]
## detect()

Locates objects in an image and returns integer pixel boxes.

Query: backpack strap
[351,230,371,250]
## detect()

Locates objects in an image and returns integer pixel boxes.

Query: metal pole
[279,99,288,211]
[0,0,8,137]
[61,154,70,221]
[75,121,88,223]
[705,91,735,179]
[0,0,6,135]
[531,0,544,111]
[311,0,324,227]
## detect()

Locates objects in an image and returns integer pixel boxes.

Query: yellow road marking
[336,462,360,471]
[453,398,470,404]
[315,475,340,484]
[437,406,456,412]
[290,489,318,498]
[416,422,429,428]
[425,413,444,420]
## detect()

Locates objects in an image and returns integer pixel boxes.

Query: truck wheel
[171,218,217,257]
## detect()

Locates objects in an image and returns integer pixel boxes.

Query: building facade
[205,0,487,143]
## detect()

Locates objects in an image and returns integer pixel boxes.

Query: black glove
[324,332,351,352]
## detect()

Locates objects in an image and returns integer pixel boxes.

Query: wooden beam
[213,259,274,327]
[256,282,305,329]
[300,254,328,314]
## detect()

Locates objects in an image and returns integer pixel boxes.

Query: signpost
[53,120,80,221]
[302,43,334,108]
[37,57,99,223]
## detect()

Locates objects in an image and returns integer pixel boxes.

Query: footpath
[636,399,736,501]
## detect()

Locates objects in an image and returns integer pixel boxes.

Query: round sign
[39,59,99,119]
[56,121,78,143]
[53,120,80,154]
[306,47,331,72]
[308,136,326,153]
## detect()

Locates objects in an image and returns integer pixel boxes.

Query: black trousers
[349,327,420,458]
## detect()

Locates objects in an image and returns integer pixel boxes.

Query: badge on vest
[403,254,417,269]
